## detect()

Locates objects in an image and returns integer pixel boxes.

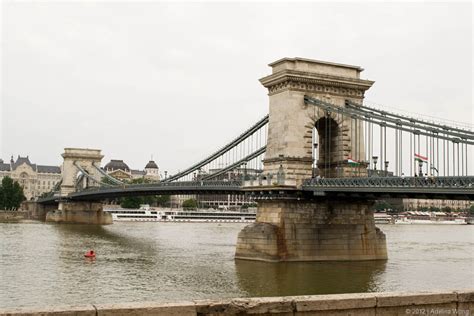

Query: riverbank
[1,290,473,315]
[0,210,30,222]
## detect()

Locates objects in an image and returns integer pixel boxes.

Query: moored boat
[104,205,256,223]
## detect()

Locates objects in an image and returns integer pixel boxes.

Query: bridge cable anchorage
[73,162,115,189]
[92,163,124,185]
[164,114,269,182]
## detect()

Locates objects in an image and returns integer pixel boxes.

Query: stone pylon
[46,148,112,225]
[260,57,374,186]
[236,58,387,261]
[60,148,104,196]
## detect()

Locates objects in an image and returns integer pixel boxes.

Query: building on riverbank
[0,156,61,200]
[103,159,160,182]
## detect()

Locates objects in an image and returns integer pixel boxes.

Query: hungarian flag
[347,157,360,166]
[414,153,428,163]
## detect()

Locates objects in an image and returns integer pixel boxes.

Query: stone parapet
[1,290,472,315]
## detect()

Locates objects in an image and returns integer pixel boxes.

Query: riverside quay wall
[1,290,473,316]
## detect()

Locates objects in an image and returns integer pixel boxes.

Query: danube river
[0,222,473,308]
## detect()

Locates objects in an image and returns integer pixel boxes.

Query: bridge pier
[45,201,112,225]
[235,198,387,262]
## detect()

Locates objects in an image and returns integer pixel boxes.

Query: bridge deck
[36,176,474,204]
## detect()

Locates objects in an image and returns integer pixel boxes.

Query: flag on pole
[414,153,428,163]
[347,157,360,166]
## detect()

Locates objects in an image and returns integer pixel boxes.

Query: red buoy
[84,250,96,258]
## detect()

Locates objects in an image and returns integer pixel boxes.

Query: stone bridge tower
[260,58,374,185]
[46,148,112,225]
[60,148,104,196]
[236,58,387,262]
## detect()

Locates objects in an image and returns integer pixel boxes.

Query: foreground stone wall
[1,290,472,315]
[236,199,387,261]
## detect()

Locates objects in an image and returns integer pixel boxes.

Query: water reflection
[235,259,386,297]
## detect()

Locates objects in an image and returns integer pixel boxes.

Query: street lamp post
[372,156,378,176]
[418,160,424,177]
[384,161,389,177]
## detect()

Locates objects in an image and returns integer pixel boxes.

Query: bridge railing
[75,180,244,193]
[303,176,474,188]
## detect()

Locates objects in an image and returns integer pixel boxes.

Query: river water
[0,222,473,308]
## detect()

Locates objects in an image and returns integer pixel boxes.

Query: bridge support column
[235,199,387,262]
[45,201,112,225]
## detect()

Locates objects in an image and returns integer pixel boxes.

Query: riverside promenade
[1,290,473,315]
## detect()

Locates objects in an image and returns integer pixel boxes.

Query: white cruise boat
[104,205,256,223]
[395,212,467,225]
[374,213,394,224]
[395,217,467,225]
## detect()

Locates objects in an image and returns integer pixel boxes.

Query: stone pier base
[45,201,112,225]
[235,199,387,261]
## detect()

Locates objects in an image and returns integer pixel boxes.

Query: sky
[1,1,472,175]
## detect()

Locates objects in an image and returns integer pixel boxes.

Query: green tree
[469,205,474,216]
[118,177,160,208]
[0,176,25,210]
[374,200,391,212]
[120,196,142,209]
[441,206,452,213]
[155,195,170,206]
[182,198,198,209]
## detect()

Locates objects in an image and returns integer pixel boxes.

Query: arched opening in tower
[313,117,340,178]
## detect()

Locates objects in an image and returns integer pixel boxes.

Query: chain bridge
[37,58,473,262]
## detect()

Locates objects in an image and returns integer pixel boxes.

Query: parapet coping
[1,289,472,315]
[269,57,364,71]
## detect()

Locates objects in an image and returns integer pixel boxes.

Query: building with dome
[144,160,160,180]
[103,159,160,182]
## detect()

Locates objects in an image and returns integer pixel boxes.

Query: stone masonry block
[0,305,96,316]
[295,293,376,311]
[375,291,457,307]
[96,301,196,316]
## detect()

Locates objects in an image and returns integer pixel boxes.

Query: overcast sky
[1,1,472,174]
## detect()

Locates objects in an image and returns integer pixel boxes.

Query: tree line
[0,176,25,210]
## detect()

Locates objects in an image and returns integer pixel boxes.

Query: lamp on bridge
[372,156,378,171]
[384,161,389,176]
[418,160,424,177]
